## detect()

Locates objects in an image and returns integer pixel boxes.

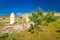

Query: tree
[44,11,57,23]
[37,7,43,16]
[29,7,58,26]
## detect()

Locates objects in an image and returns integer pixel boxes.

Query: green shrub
[56,30,60,33]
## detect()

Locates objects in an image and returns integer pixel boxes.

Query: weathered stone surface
[0,22,31,35]
[10,12,15,25]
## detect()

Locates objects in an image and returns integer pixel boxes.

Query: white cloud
[16,12,30,16]
[16,13,22,16]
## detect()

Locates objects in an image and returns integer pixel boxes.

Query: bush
[29,7,58,27]
[28,25,35,34]
[0,33,9,40]
[0,32,20,40]
[56,30,60,33]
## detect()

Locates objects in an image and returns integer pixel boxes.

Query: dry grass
[17,19,60,40]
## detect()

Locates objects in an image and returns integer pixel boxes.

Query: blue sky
[0,0,60,16]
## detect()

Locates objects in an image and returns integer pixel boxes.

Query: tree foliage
[29,8,58,27]
[44,11,57,23]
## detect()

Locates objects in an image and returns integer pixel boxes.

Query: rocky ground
[0,22,31,35]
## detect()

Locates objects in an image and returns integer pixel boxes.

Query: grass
[0,17,60,40]
[0,17,25,26]
[0,16,10,27]
[17,26,60,40]
[0,25,60,40]
[15,17,26,23]
[17,19,60,40]
[0,20,9,27]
